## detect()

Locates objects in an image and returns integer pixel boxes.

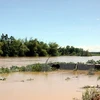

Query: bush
[86,59,96,64]
[19,66,26,72]
[10,66,19,72]
[82,88,100,100]
[96,60,100,64]
[31,63,42,72]
[0,67,10,73]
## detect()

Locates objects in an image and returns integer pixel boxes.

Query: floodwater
[0,56,100,68]
[0,71,100,100]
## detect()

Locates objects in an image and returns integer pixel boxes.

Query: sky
[0,0,100,52]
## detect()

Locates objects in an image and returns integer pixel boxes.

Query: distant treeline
[0,33,90,57]
[90,52,100,56]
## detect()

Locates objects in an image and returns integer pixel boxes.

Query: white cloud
[77,45,100,52]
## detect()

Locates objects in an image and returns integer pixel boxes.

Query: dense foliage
[0,33,90,57]
[90,52,100,56]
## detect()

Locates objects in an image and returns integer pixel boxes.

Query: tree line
[0,33,90,57]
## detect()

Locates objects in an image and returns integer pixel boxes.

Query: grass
[82,88,100,100]
[0,63,52,74]
[75,88,100,100]
[82,85,100,89]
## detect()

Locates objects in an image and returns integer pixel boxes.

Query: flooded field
[0,56,100,100]
[0,70,100,100]
[0,56,100,68]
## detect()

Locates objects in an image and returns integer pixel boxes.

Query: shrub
[19,66,26,72]
[82,88,100,100]
[0,67,10,73]
[10,66,19,72]
[86,59,96,64]
[41,64,51,71]
[96,60,100,64]
[31,63,42,72]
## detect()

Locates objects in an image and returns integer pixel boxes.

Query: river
[0,71,100,100]
[0,56,100,68]
[0,56,100,100]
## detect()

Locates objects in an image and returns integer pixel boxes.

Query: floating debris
[26,78,34,81]
[73,98,80,100]
[65,77,70,81]
[20,80,24,82]
[0,77,6,81]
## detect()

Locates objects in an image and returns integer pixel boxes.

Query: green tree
[0,42,3,55]
[0,34,9,56]
[19,43,29,56]
[0,33,91,57]
[38,42,48,56]
[9,40,21,56]
[58,47,66,55]
[65,46,70,55]
[26,39,39,56]
[48,42,59,56]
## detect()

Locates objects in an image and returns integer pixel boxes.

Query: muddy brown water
[0,56,100,100]
[0,70,100,100]
[0,56,100,68]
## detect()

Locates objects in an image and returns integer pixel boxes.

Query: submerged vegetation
[0,60,100,74]
[82,88,100,100]
[0,59,100,73]
[97,76,100,81]
[86,59,100,64]
[74,87,100,100]
[0,59,100,74]
[0,63,52,74]
[82,85,100,89]
[74,88,100,100]
[0,33,90,57]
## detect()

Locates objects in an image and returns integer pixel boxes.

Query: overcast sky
[0,0,100,52]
